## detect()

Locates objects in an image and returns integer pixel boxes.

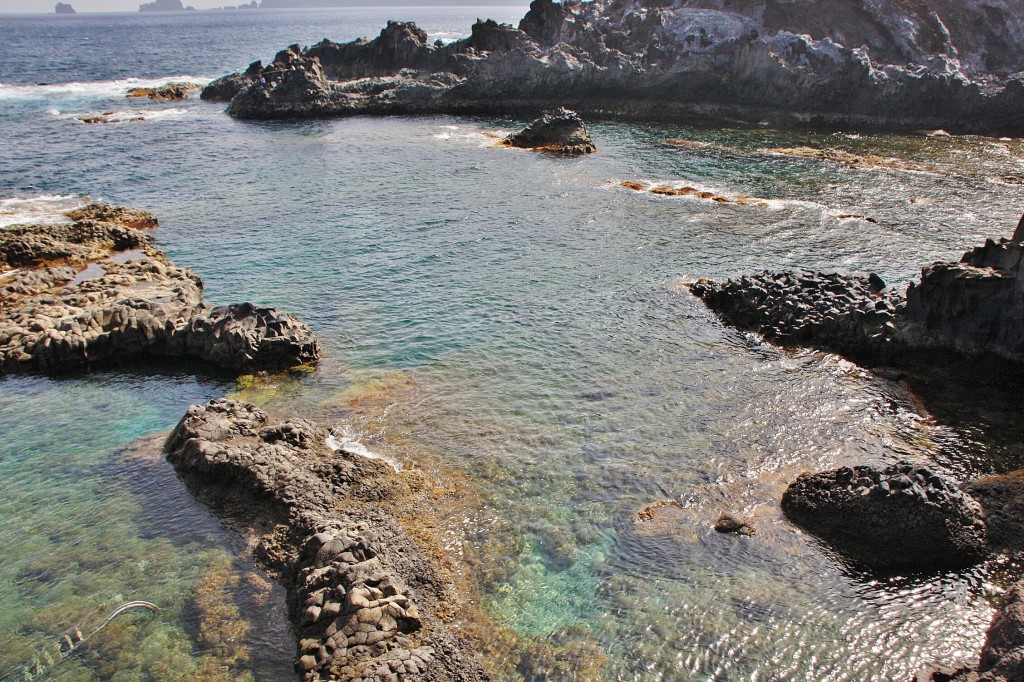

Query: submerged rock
[202,0,1024,134]
[781,463,988,570]
[502,108,596,155]
[165,398,489,682]
[714,512,755,536]
[0,203,321,374]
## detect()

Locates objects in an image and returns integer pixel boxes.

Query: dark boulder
[502,108,596,155]
[781,463,988,570]
[688,269,902,361]
[201,61,262,101]
[185,302,321,372]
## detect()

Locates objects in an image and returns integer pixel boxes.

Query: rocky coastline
[201,0,1024,134]
[165,398,490,682]
[0,202,320,374]
[689,217,1024,368]
[688,220,1024,679]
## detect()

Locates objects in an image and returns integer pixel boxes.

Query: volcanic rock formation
[202,0,1024,134]
[689,217,1024,367]
[781,463,988,571]
[0,203,321,373]
[126,82,202,100]
[165,398,489,682]
[502,108,596,155]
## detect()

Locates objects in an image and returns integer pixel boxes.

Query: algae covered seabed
[3,7,1024,681]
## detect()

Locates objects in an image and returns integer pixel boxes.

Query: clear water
[3,7,1024,680]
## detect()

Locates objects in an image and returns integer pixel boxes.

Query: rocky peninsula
[0,202,320,374]
[165,398,489,681]
[202,0,1024,134]
[689,218,1024,368]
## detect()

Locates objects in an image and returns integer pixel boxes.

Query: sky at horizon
[0,0,529,14]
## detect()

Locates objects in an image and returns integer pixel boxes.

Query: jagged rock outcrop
[689,269,900,361]
[0,203,321,373]
[201,60,264,101]
[165,399,489,682]
[202,0,1024,134]
[781,463,988,570]
[963,472,1024,554]
[901,237,1024,364]
[54,2,76,13]
[689,217,1024,367]
[502,108,596,155]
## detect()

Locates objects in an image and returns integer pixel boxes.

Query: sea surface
[3,6,1024,681]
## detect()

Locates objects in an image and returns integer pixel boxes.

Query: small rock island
[54,2,76,14]
[139,0,184,11]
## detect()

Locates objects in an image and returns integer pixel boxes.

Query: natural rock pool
[3,7,1024,680]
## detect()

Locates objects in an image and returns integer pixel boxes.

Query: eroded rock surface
[203,0,1024,134]
[781,463,988,570]
[502,108,596,155]
[0,203,320,373]
[126,82,202,100]
[165,399,489,682]
[689,269,900,361]
[689,219,1024,367]
[902,238,1024,363]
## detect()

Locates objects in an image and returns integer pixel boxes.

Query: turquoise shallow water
[3,7,1024,680]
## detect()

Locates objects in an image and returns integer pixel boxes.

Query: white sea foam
[52,107,195,124]
[0,195,89,228]
[0,76,214,102]
[617,179,880,221]
[434,125,508,146]
[326,429,401,471]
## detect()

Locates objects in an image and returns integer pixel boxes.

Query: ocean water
[3,6,1024,681]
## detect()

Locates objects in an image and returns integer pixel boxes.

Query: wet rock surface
[781,463,988,571]
[0,203,320,373]
[165,398,489,682]
[689,220,1024,368]
[963,472,1024,554]
[714,512,755,536]
[203,0,1024,134]
[502,108,596,155]
[902,237,1024,364]
[689,268,901,361]
[125,82,202,100]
